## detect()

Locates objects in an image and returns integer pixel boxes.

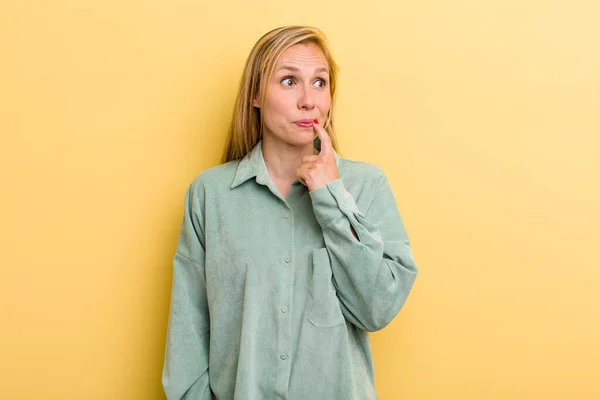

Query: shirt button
[280,354,287,360]
[281,306,288,313]
[283,211,291,218]
[284,256,291,263]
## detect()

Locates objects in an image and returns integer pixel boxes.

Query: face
[253,42,331,148]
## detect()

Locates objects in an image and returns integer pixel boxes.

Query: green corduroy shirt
[162,140,418,399]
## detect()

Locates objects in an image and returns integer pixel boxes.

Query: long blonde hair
[220,26,340,163]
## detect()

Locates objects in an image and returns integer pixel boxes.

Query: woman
[162,26,418,400]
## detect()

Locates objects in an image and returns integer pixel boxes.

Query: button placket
[276,204,294,392]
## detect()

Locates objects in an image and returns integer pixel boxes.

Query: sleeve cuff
[309,179,359,226]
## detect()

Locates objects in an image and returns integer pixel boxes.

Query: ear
[252,97,260,108]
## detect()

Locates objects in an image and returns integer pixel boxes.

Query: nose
[298,87,315,110]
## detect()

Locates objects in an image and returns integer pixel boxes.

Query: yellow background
[1,0,599,398]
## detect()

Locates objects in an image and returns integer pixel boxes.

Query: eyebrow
[277,65,329,74]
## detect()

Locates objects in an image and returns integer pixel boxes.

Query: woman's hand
[296,120,340,191]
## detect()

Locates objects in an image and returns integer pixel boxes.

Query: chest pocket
[306,248,346,328]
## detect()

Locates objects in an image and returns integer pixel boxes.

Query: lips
[294,119,315,128]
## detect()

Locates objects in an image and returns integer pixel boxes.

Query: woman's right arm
[162,183,212,400]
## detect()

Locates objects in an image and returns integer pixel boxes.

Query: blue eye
[281,78,294,86]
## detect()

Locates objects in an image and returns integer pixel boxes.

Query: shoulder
[188,160,241,196]
[338,157,388,188]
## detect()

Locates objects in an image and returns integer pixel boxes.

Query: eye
[314,78,327,88]
[281,77,294,87]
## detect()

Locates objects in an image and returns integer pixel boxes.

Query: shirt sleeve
[162,183,212,400]
[309,175,418,332]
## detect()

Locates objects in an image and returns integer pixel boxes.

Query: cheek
[264,94,294,120]
[262,100,292,133]
[316,93,332,112]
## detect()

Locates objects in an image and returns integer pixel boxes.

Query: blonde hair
[220,25,341,163]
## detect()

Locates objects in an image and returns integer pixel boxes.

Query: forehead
[275,43,329,71]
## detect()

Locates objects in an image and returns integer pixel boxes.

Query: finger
[313,119,333,156]
[296,168,309,185]
[302,155,320,163]
[303,158,325,168]
[297,163,317,177]
[296,166,310,177]
[298,163,318,170]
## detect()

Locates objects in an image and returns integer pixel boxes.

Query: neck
[261,135,317,183]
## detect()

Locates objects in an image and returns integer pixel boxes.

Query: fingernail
[313,119,319,124]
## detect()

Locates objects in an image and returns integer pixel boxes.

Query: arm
[162,183,212,399]
[309,175,418,332]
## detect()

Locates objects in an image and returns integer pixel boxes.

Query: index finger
[313,119,332,156]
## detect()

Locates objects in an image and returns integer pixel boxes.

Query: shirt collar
[230,139,341,189]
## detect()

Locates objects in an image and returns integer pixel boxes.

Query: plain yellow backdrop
[1,0,599,399]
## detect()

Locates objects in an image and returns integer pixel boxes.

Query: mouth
[294,119,315,128]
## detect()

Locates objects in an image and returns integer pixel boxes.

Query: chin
[275,133,312,147]
[289,135,314,148]
[292,129,316,143]
[264,128,314,148]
